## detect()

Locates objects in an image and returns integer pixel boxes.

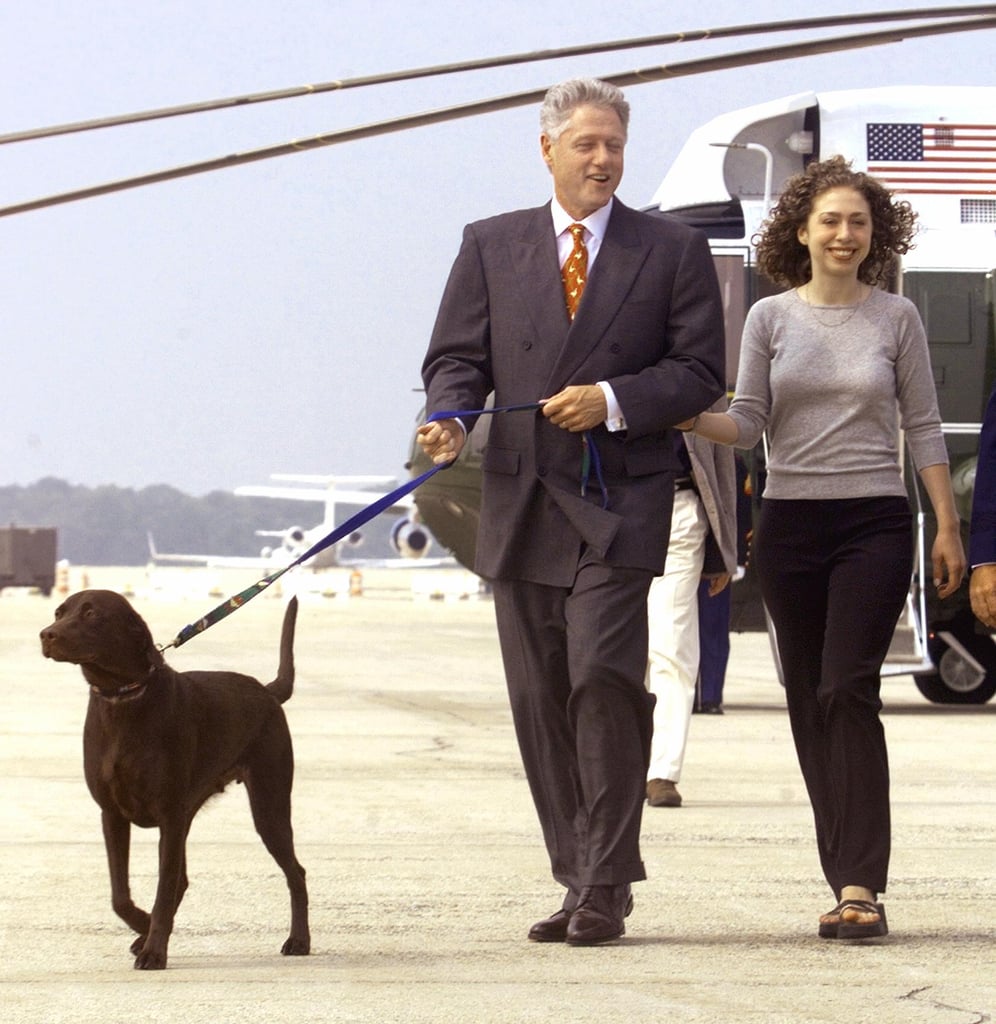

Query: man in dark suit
[970,383,996,628]
[417,78,725,945]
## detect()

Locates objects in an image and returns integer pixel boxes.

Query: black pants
[754,497,913,899]
[492,554,655,895]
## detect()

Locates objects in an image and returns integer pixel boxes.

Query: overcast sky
[2,1,995,496]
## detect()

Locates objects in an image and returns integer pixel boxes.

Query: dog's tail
[266,596,299,704]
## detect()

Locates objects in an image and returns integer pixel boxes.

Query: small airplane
[149,473,450,571]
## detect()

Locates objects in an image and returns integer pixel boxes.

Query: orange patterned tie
[562,223,588,319]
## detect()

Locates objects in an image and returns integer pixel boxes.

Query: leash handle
[427,401,542,422]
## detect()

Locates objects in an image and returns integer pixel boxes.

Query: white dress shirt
[550,197,626,432]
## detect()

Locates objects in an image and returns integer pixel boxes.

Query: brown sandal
[819,899,887,939]
[818,901,846,939]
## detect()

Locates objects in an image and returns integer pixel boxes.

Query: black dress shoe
[527,908,573,942]
[565,884,633,946]
[697,701,724,715]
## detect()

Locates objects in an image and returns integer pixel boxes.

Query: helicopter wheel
[913,619,996,705]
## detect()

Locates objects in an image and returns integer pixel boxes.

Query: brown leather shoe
[527,908,573,942]
[565,884,633,946]
[646,778,682,807]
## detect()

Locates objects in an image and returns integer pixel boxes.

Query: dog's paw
[281,935,311,956]
[133,943,168,970]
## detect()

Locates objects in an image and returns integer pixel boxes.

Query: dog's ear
[122,601,166,669]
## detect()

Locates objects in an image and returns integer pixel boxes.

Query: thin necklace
[798,283,870,328]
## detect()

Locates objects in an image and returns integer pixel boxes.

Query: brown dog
[39,589,309,970]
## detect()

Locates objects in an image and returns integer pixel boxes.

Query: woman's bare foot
[839,886,881,927]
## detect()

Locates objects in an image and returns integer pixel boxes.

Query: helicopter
[4,5,996,702]
[408,80,996,704]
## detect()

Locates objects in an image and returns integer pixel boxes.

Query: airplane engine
[391,517,432,559]
[280,526,307,555]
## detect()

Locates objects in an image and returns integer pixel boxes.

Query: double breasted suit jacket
[422,198,726,586]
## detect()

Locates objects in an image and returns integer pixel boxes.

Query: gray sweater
[727,288,948,500]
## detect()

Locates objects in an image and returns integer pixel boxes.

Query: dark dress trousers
[422,198,725,893]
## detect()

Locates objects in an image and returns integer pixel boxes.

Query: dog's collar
[90,666,155,704]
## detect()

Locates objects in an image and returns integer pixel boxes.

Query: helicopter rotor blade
[3,13,995,219]
[1,5,993,146]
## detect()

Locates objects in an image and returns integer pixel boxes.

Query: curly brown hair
[753,155,918,288]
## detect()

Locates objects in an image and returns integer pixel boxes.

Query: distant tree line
[0,477,339,565]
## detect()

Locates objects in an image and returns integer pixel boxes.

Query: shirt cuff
[597,381,626,432]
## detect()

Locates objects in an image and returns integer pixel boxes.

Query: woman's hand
[932,523,966,599]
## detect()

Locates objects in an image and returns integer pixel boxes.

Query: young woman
[682,155,965,939]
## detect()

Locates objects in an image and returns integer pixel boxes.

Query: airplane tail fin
[267,596,299,704]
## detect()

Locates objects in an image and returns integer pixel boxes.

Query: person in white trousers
[646,399,738,808]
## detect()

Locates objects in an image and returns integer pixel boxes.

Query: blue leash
[164,401,585,650]
[161,461,443,650]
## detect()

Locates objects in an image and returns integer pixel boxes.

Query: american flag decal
[866,122,996,196]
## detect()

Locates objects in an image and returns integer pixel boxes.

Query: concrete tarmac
[2,567,994,1023]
